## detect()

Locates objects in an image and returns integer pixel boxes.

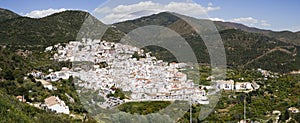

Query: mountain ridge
[112,12,300,72]
[0,8,20,23]
[214,21,300,46]
[0,10,92,47]
[1,8,298,46]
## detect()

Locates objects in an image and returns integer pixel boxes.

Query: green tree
[17,77,24,84]
[4,70,15,80]
[280,109,290,122]
[132,51,140,60]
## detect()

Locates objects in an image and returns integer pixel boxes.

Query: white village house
[44,96,70,114]
[288,107,300,113]
[235,82,253,90]
[216,80,259,92]
[216,80,235,90]
[36,79,57,90]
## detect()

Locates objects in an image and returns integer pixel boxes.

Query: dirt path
[242,46,296,67]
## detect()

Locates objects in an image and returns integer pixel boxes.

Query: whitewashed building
[44,96,70,114]
[288,107,300,113]
[235,82,253,90]
[36,79,56,90]
[216,80,235,90]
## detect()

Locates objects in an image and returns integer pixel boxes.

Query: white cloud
[24,8,88,18]
[209,17,271,27]
[230,17,258,26]
[24,8,67,18]
[230,17,271,27]
[94,1,220,24]
[113,1,160,13]
[94,7,111,14]
[209,17,225,22]
[164,2,220,15]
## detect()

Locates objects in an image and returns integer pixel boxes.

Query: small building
[16,95,26,103]
[288,107,300,113]
[216,80,234,90]
[45,46,53,52]
[44,73,59,82]
[251,81,260,90]
[206,76,215,81]
[44,96,70,114]
[28,71,43,78]
[272,110,281,115]
[235,82,253,90]
[37,79,56,90]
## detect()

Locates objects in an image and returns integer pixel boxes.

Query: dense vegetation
[193,69,300,122]
[0,45,98,122]
[118,101,171,115]
[0,89,97,123]
[214,20,300,46]
[0,8,20,23]
[0,10,90,47]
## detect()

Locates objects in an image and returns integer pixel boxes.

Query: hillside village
[21,39,270,115]
[51,39,210,108]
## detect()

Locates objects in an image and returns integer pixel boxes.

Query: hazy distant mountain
[214,21,300,46]
[0,8,299,72]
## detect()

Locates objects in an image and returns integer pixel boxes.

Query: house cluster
[16,95,70,115]
[28,67,71,82]
[28,71,43,78]
[99,97,125,109]
[27,69,71,114]
[28,69,71,91]
[216,80,260,92]
[51,39,210,108]
[43,68,72,82]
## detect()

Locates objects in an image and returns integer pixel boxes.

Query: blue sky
[0,0,299,32]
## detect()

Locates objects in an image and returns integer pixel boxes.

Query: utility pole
[244,95,246,123]
[190,98,192,123]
